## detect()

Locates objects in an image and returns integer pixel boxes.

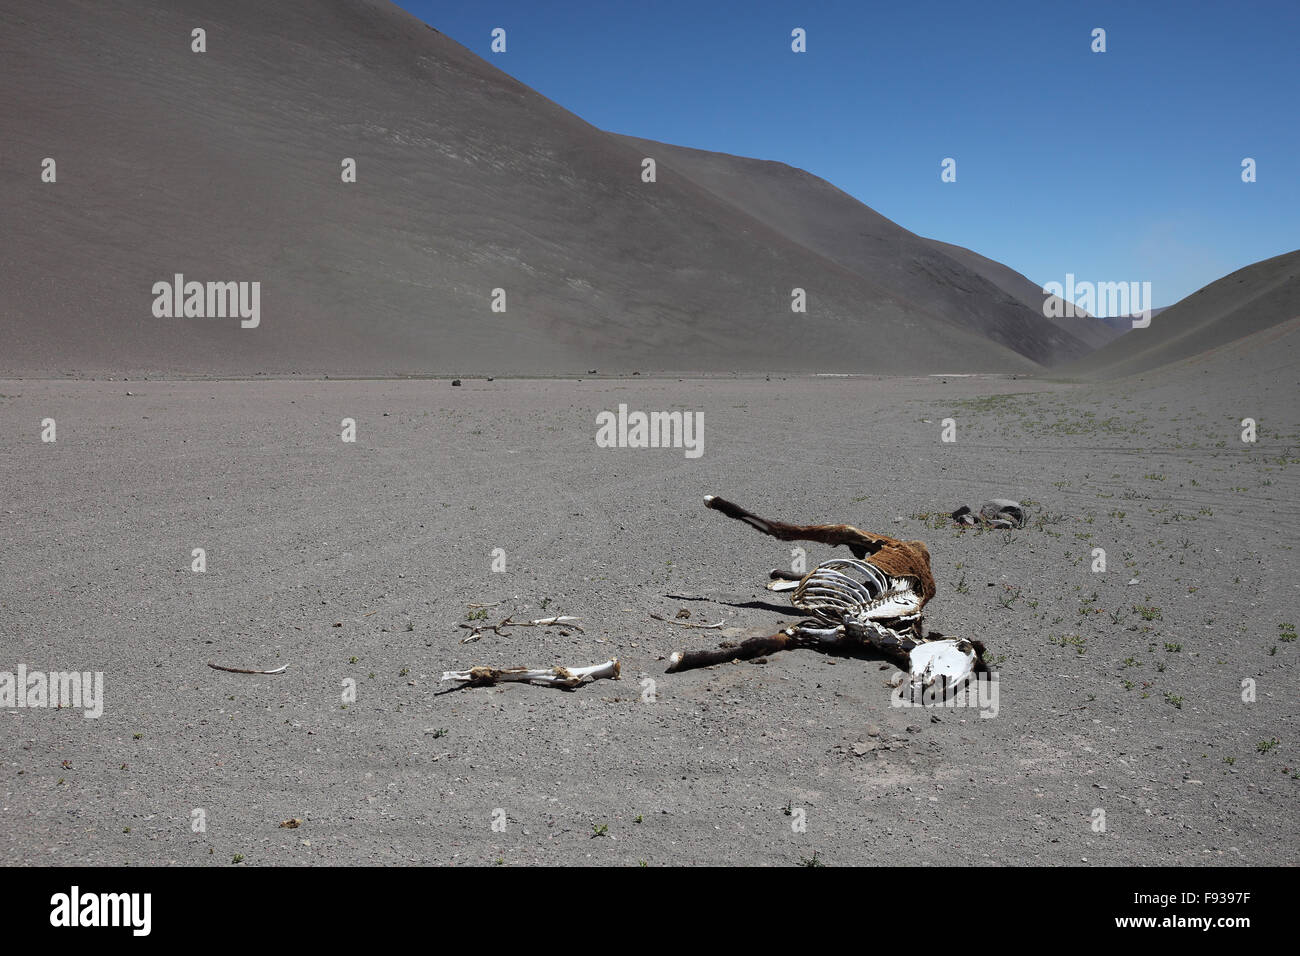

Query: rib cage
[792,558,923,625]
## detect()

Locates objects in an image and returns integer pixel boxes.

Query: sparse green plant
[1050,634,1086,655]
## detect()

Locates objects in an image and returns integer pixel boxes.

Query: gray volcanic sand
[2,372,1297,866]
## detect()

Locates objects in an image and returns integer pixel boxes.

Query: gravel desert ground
[2,0,1296,876]
[3,359,1296,866]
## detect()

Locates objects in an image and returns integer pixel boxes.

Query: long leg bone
[704,495,899,557]
[666,621,915,673]
[666,629,802,672]
[666,617,972,692]
[441,659,620,688]
[704,495,935,605]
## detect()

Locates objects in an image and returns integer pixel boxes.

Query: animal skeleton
[666,496,983,697]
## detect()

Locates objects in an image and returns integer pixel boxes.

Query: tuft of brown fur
[704,495,936,609]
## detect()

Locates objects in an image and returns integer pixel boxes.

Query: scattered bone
[458,614,584,643]
[951,499,1026,529]
[441,659,620,688]
[208,662,289,675]
[527,615,583,628]
[650,612,726,630]
[980,499,1025,526]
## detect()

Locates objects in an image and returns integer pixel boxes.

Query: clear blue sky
[396,0,1297,312]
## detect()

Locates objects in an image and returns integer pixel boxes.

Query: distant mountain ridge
[1062,250,1300,379]
[618,136,1124,361]
[0,0,1269,378]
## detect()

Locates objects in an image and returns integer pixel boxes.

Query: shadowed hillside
[618,136,1120,360]
[1062,250,1300,379]
[920,238,1128,346]
[1,0,1091,377]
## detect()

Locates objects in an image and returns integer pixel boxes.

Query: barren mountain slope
[1,0,1044,377]
[1063,250,1300,379]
